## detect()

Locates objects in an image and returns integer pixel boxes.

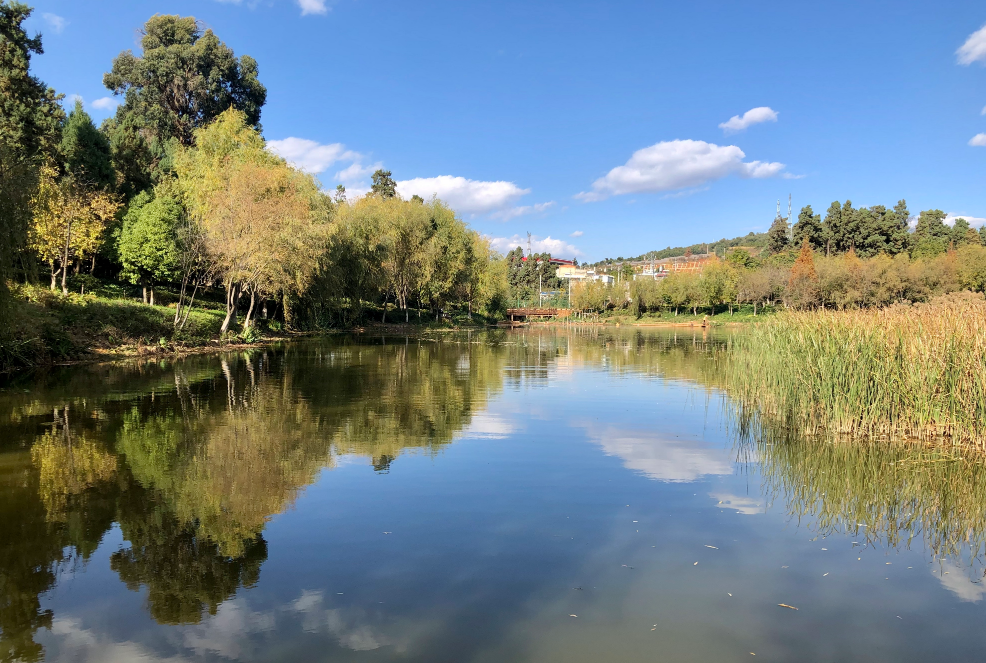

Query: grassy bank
[0,284,230,371]
[721,291,986,447]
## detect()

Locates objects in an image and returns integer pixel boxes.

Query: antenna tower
[527,232,532,257]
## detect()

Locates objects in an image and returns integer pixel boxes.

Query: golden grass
[720,292,986,448]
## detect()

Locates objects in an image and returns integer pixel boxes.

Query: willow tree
[176,109,328,332]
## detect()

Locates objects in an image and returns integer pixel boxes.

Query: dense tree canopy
[0,1,64,313]
[103,14,266,196]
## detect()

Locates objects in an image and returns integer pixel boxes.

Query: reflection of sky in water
[6,334,984,662]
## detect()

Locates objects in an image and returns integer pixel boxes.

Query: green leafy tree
[792,205,824,251]
[102,14,266,195]
[0,1,65,314]
[117,187,183,305]
[371,169,397,199]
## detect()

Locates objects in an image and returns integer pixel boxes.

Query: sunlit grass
[720,292,986,447]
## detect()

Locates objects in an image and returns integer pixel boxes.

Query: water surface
[2,329,984,662]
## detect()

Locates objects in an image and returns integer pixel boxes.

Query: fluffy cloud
[490,201,555,221]
[298,0,329,15]
[42,12,67,33]
[267,138,360,174]
[488,234,582,258]
[91,97,119,111]
[570,230,583,237]
[718,106,778,133]
[396,176,530,215]
[945,214,986,228]
[576,139,785,201]
[957,24,986,65]
[969,133,986,147]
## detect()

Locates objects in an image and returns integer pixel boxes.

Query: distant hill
[588,231,769,267]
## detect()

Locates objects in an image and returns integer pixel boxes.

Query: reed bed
[720,291,986,447]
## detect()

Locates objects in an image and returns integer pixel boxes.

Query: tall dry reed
[721,291,986,447]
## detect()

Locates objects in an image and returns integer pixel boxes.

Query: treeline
[0,6,506,341]
[575,239,986,315]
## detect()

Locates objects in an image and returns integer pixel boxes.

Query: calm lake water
[2,329,985,662]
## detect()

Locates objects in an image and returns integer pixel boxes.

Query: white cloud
[91,97,119,111]
[935,562,986,602]
[957,24,986,65]
[576,139,785,201]
[488,234,582,258]
[298,0,329,15]
[570,230,583,237]
[969,133,986,147]
[718,106,778,133]
[981,105,986,116]
[711,492,763,515]
[396,176,530,215]
[587,426,733,482]
[42,12,67,34]
[945,214,986,228]
[490,201,555,221]
[267,137,360,174]
[66,93,83,106]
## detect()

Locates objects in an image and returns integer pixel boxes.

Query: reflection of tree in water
[0,435,117,662]
[0,336,514,653]
[110,481,267,625]
[734,409,986,577]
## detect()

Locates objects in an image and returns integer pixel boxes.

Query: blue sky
[23,0,986,261]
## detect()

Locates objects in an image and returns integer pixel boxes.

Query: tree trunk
[220,281,240,333]
[90,254,96,274]
[282,290,293,329]
[61,220,72,296]
[149,286,155,307]
[50,263,57,291]
[243,288,256,329]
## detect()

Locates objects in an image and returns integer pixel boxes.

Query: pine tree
[792,205,824,251]
[766,216,790,254]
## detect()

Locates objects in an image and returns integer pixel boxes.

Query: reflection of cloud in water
[935,562,986,603]
[182,599,274,658]
[460,412,516,439]
[589,426,732,482]
[47,618,186,663]
[710,492,763,515]
[290,590,387,650]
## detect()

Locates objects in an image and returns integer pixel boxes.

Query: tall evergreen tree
[766,216,790,254]
[371,169,397,199]
[821,201,842,256]
[0,1,65,313]
[911,209,949,258]
[59,100,114,190]
[102,14,266,197]
[792,204,824,251]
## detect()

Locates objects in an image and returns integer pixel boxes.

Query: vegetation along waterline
[718,292,986,448]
